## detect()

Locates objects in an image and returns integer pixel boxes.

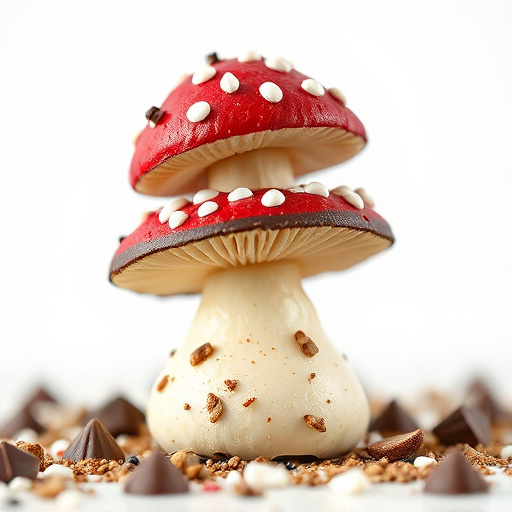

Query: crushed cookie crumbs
[225,380,238,391]
[304,415,326,432]
[156,375,170,392]
[184,403,191,410]
[206,393,223,423]
[243,397,257,408]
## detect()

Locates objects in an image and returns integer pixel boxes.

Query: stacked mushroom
[110,52,394,460]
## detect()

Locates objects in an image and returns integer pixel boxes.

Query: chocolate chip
[145,106,164,126]
[433,405,490,447]
[206,52,220,65]
[127,455,140,466]
[90,396,145,438]
[0,441,40,484]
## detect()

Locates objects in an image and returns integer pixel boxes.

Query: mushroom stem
[147,260,369,459]
[207,148,295,191]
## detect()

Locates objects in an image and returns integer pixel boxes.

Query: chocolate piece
[0,407,45,438]
[432,405,490,447]
[190,342,214,366]
[303,415,326,432]
[0,441,40,483]
[145,106,164,126]
[124,451,189,495]
[464,377,511,423]
[206,393,223,423]
[62,419,125,462]
[23,387,58,409]
[91,396,145,437]
[424,449,488,494]
[368,400,419,434]
[294,331,319,358]
[206,52,220,65]
[366,429,424,462]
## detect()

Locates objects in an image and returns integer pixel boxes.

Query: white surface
[0,0,511,420]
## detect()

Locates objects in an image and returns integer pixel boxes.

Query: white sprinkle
[354,187,375,208]
[243,462,291,492]
[193,189,219,205]
[329,87,347,105]
[261,189,285,207]
[168,211,188,229]
[220,72,240,93]
[330,185,352,196]
[9,477,33,491]
[0,481,9,499]
[265,57,292,72]
[192,66,217,85]
[158,197,189,223]
[301,79,325,96]
[414,456,437,469]
[343,191,365,209]
[238,50,262,62]
[44,464,74,479]
[186,101,211,122]
[55,489,83,511]
[287,186,305,193]
[367,431,383,444]
[15,428,39,444]
[304,182,329,197]
[149,120,156,129]
[500,445,512,460]
[259,82,283,103]
[228,187,253,202]
[327,467,370,495]
[197,201,219,217]
[223,469,244,491]
[49,439,71,460]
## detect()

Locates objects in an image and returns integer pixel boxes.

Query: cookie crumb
[224,380,238,392]
[190,343,214,366]
[156,375,169,392]
[184,403,191,411]
[206,393,223,423]
[243,398,257,408]
[304,415,326,432]
[295,331,319,358]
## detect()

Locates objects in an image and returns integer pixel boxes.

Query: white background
[1,0,511,420]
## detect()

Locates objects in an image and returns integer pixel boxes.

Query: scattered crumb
[206,393,223,423]
[243,398,257,408]
[304,415,326,432]
[190,343,214,366]
[156,375,170,392]
[184,403,191,410]
[295,331,319,358]
[224,380,238,392]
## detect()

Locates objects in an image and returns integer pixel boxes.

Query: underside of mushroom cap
[130,56,367,196]
[110,187,393,295]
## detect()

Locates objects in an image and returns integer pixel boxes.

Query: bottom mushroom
[147,261,369,460]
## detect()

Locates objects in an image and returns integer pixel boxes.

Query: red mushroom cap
[130,55,367,196]
[111,186,393,296]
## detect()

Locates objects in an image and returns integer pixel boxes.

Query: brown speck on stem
[251,361,256,364]
[308,373,316,382]
[156,375,169,392]
[304,414,326,433]
[169,349,176,358]
[206,393,223,423]
[190,342,214,366]
[243,397,257,408]
[295,331,319,358]
[224,380,238,392]
[267,417,272,423]
[184,403,191,411]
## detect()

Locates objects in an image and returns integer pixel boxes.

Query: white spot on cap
[343,191,364,209]
[329,87,347,105]
[238,51,262,62]
[301,79,325,97]
[193,189,219,205]
[192,66,217,85]
[304,182,329,197]
[243,461,291,492]
[354,187,375,208]
[169,211,188,229]
[261,189,285,207]
[265,57,292,72]
[159,197,190,223]
[186,101,211,122]
[198,201,219,217]
[413,456,437,469]
[327,467,370,495]
[220,72,240,93]
[228,187,253,202]
[330,185,352,196]
[259,82,283,103]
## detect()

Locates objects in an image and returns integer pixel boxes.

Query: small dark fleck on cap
[206,52,220,65]
[145,106,164,127]
[127,455,140,466]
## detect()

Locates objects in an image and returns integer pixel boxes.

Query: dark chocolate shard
[367,429,424,462]
[145,106,164,126]
[0,406,45,438]
[124,451,190,495]
[464,377,511,424]
[368,400,419,434]
[424,449,488,494]
[24,387,58,409]
[62,419,125,462]
[91,396,145,438]
[432,405,490,447]
[0,441,40,483]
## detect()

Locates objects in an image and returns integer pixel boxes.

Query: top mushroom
[131,52,367,196]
